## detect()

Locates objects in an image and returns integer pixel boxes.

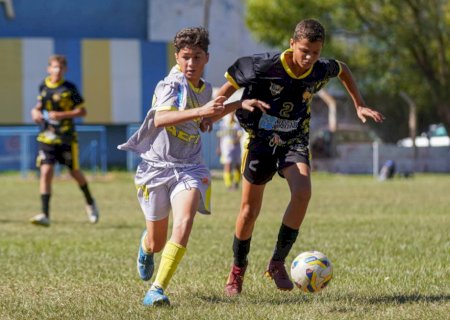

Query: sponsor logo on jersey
[258,113,299,132]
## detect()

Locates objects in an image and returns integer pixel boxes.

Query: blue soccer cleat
[143,286,170,306]
[137,230,154,281]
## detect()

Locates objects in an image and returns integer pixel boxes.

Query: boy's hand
[356,106,385,123]
[241,99,270,113]
[200,118,213,132]
[31,108,43,123]
[200,96,226,118]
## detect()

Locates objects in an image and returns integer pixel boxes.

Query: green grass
[0,171,449,319]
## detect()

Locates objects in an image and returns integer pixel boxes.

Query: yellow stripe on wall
[82,40,111,123]
[167,42,176,71]
[0,40,22,124]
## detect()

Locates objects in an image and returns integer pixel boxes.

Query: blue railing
[0,126,107,177]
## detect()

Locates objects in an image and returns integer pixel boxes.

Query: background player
[216,111,244,190]
[30,55,99,226]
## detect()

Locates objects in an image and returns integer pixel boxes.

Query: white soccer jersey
[118,66,213,219]
[118,65,212,166]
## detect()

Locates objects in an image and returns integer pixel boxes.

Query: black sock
[233,235,251,267]
[272,224,299,262]
[80,184,94,205]
[41,194,51,218]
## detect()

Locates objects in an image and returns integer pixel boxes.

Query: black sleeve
[321,59,341,78]
[226,56,256,88]
[68,83,84,106]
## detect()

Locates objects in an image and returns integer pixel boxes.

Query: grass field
[0,171,449,319]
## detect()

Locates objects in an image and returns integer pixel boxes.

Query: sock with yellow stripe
[223,171,232,188]
[153,241,186,290]
[232,169,241,185]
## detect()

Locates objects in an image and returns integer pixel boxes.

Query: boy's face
[290,38,323,70]
[175,46,209,85]
[47,60,66,83]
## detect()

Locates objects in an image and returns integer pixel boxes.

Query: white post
[372,141,379,178]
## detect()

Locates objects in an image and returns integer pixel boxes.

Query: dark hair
[48,54,67,67]
[293,19,325,43]
[173,27,210,53]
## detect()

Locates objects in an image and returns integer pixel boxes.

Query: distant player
[212,18,385,296]
[216,111,244,190]
[30,55,99,226]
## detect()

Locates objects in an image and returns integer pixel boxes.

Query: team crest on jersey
[269,82,283,96]
[52,93,61,102]
[302,89,313,103]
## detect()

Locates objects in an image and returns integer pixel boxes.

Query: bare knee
[291,187,312,205]
[239,203,260,225]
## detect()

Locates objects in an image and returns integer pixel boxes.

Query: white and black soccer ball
[290,251,333,293]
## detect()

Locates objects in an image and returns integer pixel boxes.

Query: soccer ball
[290,251,333,293]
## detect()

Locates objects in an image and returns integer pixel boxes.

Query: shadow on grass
[195,293,311,305]
[195,293,450,306]
[365,294,450,304]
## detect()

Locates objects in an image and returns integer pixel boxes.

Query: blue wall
[0,0,147,38]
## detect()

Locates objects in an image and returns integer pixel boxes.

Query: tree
[245,0,450,141]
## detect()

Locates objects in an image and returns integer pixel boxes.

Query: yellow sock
[232,169,241,185]
[224,171,232,188]
[153,241,186,290]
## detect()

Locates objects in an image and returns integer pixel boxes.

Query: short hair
[173,27,210,53]
[293,19,325,43]
[48,55,67,67]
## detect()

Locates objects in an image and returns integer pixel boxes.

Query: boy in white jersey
[118,27,226,306]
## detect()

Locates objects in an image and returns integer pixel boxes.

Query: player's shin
[153,241,186,290]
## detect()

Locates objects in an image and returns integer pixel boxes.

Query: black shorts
[36,141,80,170]
[242,138,310,185]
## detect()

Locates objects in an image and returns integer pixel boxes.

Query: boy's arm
[47,106,87,121]
[338,62,385,123]
[31,102,43,123]
[206,82,270,124]
[154,96,226,128]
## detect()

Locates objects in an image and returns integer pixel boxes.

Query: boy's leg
[138,218,168,281]
[223,163,232,189]
[30,163,53,226]
[62,141,99,223]
[137,184,170,281]
[71,169,99,223]
[225,179,265,296]
[143,188,198,306]
[265,162,311,290]
[232,165,241,188]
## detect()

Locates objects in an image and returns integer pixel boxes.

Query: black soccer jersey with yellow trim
[225,49,341,147]
[36,77,84,145]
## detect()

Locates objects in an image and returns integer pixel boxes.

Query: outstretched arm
[155,96,226,128]
[338,62,385,123]
[206,82,270,124]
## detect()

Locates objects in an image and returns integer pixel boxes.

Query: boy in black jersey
[30,55,99,226]
[213,19,384,295]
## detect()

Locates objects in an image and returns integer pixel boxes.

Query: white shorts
[220,143,241,165]
[134,161,211,221]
